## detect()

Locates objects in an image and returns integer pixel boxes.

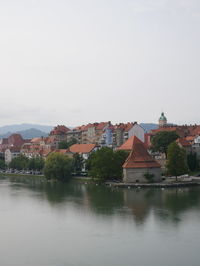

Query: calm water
[0,176,200,266]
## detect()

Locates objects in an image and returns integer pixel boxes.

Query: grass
[189,170,200,176]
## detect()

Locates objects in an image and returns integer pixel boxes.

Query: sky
[0,0,200,127]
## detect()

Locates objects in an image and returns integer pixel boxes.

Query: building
[113,122,145,147]
[159,112,167,128]
[176,138,192,154]
[49,125,70,146]
[0,134,26,152]
[67,143,97,172]
[118,136,137,152]
[123,136,161,183]
[67,144,97,160]
[5,147,21,165]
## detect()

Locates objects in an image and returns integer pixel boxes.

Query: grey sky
[0,0,199,127]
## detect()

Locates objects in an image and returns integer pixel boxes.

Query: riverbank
[106,181,200,188]
[1,172,200,188]
[0,172,99,184]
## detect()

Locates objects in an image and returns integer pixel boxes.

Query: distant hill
[140,123,158,133]
[0,128,49,139]
[0,123,53,135]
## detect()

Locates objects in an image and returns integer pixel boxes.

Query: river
[0,176,200,266]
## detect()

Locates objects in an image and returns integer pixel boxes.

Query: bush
[144,173,154,183]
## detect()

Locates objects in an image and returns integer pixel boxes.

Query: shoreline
[1,173,200,188]
[106,181,200,188]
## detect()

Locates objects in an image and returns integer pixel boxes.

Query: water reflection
[1,176,200,226]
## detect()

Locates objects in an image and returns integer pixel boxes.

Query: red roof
[50,125,70,135]
[123,136,161,169]
[96,122,110,130]
[8,134,25,146]
[69,144,96,154]
[31,137,42,143]
[176,138,191,147]
[54,149,69,154]
[118,136,136,151]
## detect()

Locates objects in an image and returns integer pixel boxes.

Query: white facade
[5,149,20,165]
[127,124,145,143]
[194,136,200,146]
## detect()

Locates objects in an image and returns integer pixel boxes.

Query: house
[67,144,97,171]
[49,125,70,145]
[68,144,97,160]
[176,138,192,154]
[21,137,55,159]
[123,136,161,183]
[117,136,136,152]
[192,135,200,158]
[74,122,111,145]
[0,134,26,152]
[113,122,145,147]
[5,147,21,165]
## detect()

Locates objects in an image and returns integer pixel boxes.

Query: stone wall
[123,167,161,183]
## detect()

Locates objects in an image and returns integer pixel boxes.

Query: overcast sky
[0,0,199,127]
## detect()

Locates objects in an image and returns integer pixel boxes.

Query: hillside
[0,128,49,139]
[0,123,53,135]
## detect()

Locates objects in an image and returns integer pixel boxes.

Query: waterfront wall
[123,168,162,183]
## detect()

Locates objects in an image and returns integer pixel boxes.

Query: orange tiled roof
[176,138,191,147]
[54,149,69,154]
[186,136,195,142]
[31,137,42,143]
[69,144,96,154]
[118,136,136,151]
[123,136,161,169]
[50,125,70,135]
[96,122,109,130]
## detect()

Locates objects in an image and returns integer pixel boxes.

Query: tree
[166,142,188,181]
[187,152,199,172]
[28,156,45,171]
[112,150,129,179]
[87,147,128,181]
[0,159,6,170]
[72,153,84,174]
[58,138,77,149]
[9,154,29,170]
[44,152,73,181]
[151,131,179,156]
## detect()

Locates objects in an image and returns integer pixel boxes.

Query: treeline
[44,147,128,181]
[8,155,45,171]
[0,147,129,182]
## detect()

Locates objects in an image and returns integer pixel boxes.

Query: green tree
[0,159,6,169]
[112,150,129,179]
[44,152,73,181]
[58,138,77,149]
[187,152,199,172]
[87,147,128,181]
[151,131,179,156]
[9,154,29,170]
[28,156,45,171]
[72,153,84,174]
[166,142,188,181]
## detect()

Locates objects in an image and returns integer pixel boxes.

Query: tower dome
[159,112,167,127]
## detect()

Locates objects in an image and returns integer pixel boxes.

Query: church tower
[159,112,167,128]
